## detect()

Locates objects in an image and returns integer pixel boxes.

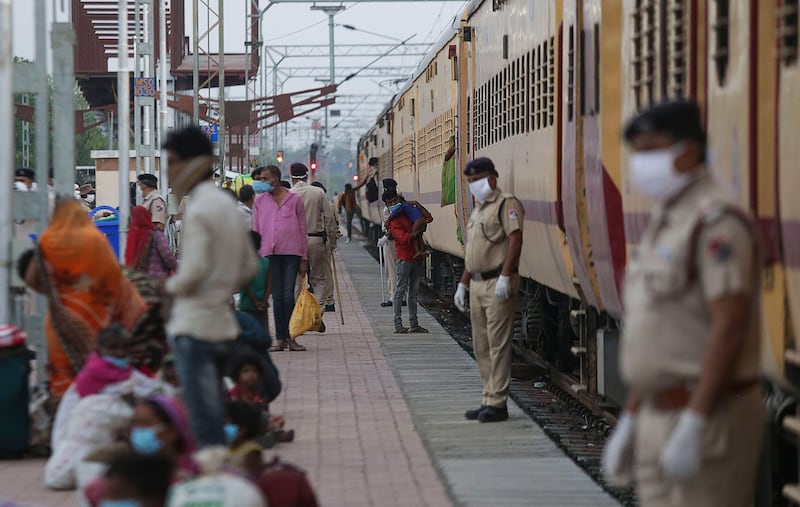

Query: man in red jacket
[383,188,428,334]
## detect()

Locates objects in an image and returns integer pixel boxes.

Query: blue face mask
[102,355,131,369]
[224,423,239,444]
[253,181,273,194]
[388,203,402,213]
[130,427,162,455]
[99,501,143,507]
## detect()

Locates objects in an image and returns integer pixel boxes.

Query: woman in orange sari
[29,199,146,397]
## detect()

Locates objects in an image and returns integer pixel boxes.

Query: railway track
[362,242,636,506]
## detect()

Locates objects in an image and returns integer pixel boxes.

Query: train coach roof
[394,25,460,99]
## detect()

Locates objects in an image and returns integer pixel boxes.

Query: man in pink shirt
[252,165,309,351]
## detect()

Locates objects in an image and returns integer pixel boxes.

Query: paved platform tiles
[337,238,620,507]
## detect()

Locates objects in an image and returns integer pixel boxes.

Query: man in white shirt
[163,126,258,448]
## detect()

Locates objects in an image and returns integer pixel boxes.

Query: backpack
[365,175,379,203]
[255,457,319,507]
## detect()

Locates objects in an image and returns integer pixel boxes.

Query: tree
[13,58,109,171]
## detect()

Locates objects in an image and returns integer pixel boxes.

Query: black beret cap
[137,173,158,187]
[463,157,498,177]
[280,180,291,189]
[290,163,309,177]
[382,178,398,189]
[623,100,706,145]
[15,168,35,180]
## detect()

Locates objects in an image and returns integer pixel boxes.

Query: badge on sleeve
[508,208,519,221]
[155,204,164,212]
[707,237,732,262]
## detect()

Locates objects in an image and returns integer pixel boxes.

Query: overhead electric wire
[339,34,416,84]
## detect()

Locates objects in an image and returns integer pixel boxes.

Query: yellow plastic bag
[289,277,323,339]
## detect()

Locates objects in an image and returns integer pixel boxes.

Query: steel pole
[192,0,200,124]
[51,1,76,197]
[326,11,334,138]
[0,0,12,324]
[119,0,132,260]
[158,0,169,195]
[218,0,226,176]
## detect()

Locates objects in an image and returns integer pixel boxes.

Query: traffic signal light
[276,150,284,163]
[310,143,318,171]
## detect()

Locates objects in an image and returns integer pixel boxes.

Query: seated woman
[82,396,199,506]
[125,206,177,281]
[51,324,167,450]
[19,198,146,399]
[226,400,266,479]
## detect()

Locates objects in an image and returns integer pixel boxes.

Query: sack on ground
[255,456,319,507]
[289,278,323,339]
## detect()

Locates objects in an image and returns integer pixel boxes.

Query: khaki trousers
[469,276,518,407]
[634,386,765,507]
[295,238,334,306]
[383,239,397,302]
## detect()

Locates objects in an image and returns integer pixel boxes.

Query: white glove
[495,275,511,302]
[377,235,388,249]
[454,283,468,312]
[660,410,706,481]
[174,219,182,231]
[602,413,636,486]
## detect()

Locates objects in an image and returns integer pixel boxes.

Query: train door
[561,0,602,313]
[457,19,476,236]
[582,0,625,319]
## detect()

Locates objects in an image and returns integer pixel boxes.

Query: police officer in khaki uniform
[138,173,168,231]
[311,180,339,308]
[602,100,764,507]
[290,163,336,312]
[454,158,524,423]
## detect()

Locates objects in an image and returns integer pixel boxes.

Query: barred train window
[713,0,730,86]
[530,47,537,130]
[548,37,555,126]
[567,26,575,121]
[631,0,656,109]
[666,0,687,97]
[779,0,799,65]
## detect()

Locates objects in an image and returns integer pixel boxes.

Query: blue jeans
[269,254,301,341]
[172,335,231,448]
[394,260,423,329]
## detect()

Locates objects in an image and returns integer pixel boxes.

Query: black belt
[471,267,517,282]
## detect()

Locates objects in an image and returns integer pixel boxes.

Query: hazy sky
[11,0,466,147]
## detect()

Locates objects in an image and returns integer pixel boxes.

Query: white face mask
[14,181,28,192]
[87,194,96,204]
[628,143,691,201]
[468,176,493,204]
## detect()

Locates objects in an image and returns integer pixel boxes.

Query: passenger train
[357,0,800,502]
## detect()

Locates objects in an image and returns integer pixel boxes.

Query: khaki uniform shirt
[142,191,168,226]
[291,181,332,236]
[620,170,761,392]
[464,188,525,274]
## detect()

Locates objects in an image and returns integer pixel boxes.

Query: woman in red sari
[25,198,146,397]
[125,206,177,281]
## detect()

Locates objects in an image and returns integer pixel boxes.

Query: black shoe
[478,405,509,423]
[380,301,393,308]
[318,320,326,333]
[395,326,408,334]
[402,300,407,306]
[464,405,486,420]
[409,325,429,333]
[325,304,335,313]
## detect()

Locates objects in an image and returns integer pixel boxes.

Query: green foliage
[13,60,109,170]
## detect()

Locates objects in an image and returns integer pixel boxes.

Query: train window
[567,25,575,121]
[431,89,434,113]
[411,98,416,117]
[779,0,799,65]
[529,48,536,131]
[503,65,509,140]
[549,36,555,126]
[632,0,657,109]
[665,0,687,97]
[467,94,471,153]
[518,56,525,135]
[712,0,730,86]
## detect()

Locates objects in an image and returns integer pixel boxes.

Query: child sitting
[228,353,294,445]
[385,192,433,260]
[226,401,266,479]
[239,231,271,332]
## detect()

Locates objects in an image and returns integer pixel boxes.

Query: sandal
[288,340,307,351]
[269,340,287,352]
[274,429,295,443]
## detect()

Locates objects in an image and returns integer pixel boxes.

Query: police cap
[382,178,398,189]
[15,168,35,180]
[137,173,158,188]
[463,157,498,177]
[290,163,309,177]
[623,99,706,145]
[280,180,291,189]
